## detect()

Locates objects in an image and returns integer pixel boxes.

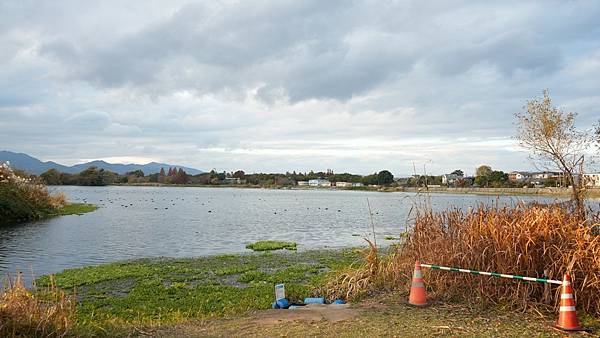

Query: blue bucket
[276,298,290,309]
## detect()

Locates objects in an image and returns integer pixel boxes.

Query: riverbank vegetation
[326,204,600,316]
[1,273,75,337]
[18,244,598,337]
[1,162,67,222]
[245,240,297,251]
[32,249,359,336]
[323,92,600,330]
[0,163,97,224]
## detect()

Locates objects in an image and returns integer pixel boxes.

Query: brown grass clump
[0,273,75,337]
[326,203,600,317]
[321,239,411,301]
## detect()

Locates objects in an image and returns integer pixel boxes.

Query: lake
[0,186,574,283]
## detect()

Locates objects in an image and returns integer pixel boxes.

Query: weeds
[0,272,75,337]
[326,203,600,318]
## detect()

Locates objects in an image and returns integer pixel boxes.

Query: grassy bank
[0,202,98,226]
[25,247,598,337]
[52,203,98,216]
[34,249,360,336]
[1,162,99,224]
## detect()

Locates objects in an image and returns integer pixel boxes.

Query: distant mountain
[0,151,203,175]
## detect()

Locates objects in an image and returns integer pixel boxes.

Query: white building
[297,181,309,186]
[352,182,364,187]
[308,178,331,187]
[531,172,559,180]
[508,171,531,181]
[335,182,352,187]
[224,177,244,184]
[441,173,462,185]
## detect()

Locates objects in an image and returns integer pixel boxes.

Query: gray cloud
[1,1,599,174]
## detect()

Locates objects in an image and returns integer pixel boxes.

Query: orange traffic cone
[555,273,583,331]
[408,260,427,306]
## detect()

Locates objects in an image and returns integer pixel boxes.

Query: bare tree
[515,90,593,218]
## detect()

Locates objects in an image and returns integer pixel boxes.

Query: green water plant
[35,249,361,335]
[245,240,297,251]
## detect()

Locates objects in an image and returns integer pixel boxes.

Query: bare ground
[129,292,597,338]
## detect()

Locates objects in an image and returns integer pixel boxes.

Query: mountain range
[0,151,203,175]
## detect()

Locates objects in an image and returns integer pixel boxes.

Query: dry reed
[326,203,600,317]
[0,273,75,337]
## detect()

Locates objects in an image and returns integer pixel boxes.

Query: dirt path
[135,292,595,337]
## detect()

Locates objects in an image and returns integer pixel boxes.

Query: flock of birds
[78,194,385,216]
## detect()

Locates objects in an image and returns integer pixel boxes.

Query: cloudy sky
[1,1,599,175]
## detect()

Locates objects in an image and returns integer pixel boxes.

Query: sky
[1,1,599,176]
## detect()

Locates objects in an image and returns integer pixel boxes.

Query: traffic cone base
[555,274,584,331]
[408,260,427,306]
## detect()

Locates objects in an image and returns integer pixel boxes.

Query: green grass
[53,203,98,216]
[35,249,361,336]
[0,201,97,226]
[245,240,297,251]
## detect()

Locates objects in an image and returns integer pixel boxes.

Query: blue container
[304,297,325,304]
[332,299,345,305]
[276,298,290,309]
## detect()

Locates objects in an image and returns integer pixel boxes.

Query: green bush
[0,162,66,223]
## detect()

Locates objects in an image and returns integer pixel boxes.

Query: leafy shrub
[0,162,66,222]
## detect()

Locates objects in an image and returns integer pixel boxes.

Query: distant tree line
[33,165,563,189]
[35,167,399,187]
[39,167,191,186]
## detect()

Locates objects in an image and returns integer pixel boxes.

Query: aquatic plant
[33,249,359,335]
[0,273,75,337]
[246,240,297,251]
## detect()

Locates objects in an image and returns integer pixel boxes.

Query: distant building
[335,182,352,187]
[583,173,600,187]
[530,171,560,185]
[352,182,364,187]
[224,177,245,184]
[308,178,331,187]
[508,171,531,181]
[531,172,559,180]
[297,181,309,186]
[441,173,462,185]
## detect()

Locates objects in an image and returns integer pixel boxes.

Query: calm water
[0,186,575,282]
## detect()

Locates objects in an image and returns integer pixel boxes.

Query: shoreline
[0,202,98,226]
[54,183,600,198]
[32,248,598,337]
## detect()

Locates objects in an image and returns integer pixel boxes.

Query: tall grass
[0,273,75,337]
[0,162,66,222]
[326,203,600,316]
